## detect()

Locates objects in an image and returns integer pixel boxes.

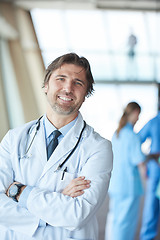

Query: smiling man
[44,63,87,127]
[0,53,113,240]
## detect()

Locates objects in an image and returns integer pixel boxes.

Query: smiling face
[44,63,88,120]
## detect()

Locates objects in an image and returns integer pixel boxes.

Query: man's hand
[6,182,26,201]
[62,176,91,198]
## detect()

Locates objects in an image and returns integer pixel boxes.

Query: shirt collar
[43,114,77,139]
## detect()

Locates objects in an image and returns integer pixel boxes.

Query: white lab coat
[0,113,113,240]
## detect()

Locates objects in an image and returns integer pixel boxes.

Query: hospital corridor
[0,0,160,239]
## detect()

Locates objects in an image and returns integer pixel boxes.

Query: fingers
[62,176,91,198]
[69,182,90,198]
[70,190,84,198]
[70,177,90,188]
[66,177,90,192]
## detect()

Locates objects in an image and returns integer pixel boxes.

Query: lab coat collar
[44,114,77,142]
[44,114,57,139]
[30,116,48,166]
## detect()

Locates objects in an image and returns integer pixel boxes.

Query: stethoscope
[24,116,43,156]
[23,116,86,173]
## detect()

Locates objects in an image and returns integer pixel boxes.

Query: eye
[74,80,83,87]
[75,82,82,86]
[57,77,65,81]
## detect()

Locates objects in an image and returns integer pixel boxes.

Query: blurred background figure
[105,102,145,240]
[138,108,160,240]
[128,30,138,60]
[126,29,138,80]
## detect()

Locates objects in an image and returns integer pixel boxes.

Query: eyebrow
[55,75,66,78]
[55,75,85,85]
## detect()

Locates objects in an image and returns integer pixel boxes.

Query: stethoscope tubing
[24,116,86,170]
[25,116,43,155]
[56,120,86,171]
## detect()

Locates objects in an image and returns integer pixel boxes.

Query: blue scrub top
[138,111,160,153]
[109,123,145,197]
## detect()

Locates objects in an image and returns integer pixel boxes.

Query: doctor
[0,53,113,240]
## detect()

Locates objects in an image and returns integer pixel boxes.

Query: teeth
[59,96,72,101]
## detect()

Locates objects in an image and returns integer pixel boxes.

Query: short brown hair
[43,53,94,97]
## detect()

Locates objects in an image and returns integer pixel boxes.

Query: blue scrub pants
[140,160,160,240]
[109,195,140,240]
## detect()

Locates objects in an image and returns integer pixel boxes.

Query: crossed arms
[0,130,112,236]
[6,176,91,201]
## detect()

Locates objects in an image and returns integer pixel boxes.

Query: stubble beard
[48,93,85,116]
[52,102,77,116]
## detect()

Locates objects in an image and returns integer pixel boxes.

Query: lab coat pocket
[56,171,77,193]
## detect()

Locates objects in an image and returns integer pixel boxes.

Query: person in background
[138,109,160,240]
[128,32,137,59]
[106,102,145,240]
[156,157,160,203]
[0,53,113,240]
[126,30,138,81]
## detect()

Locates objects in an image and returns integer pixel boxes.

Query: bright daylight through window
[31,9,159,142]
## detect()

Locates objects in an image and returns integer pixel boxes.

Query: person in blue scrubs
[138,110,160,240]
[156,180,160,201]
[107,102,145,240]
[156,157,160,202]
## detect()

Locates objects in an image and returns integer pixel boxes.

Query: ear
[44,83,48,94]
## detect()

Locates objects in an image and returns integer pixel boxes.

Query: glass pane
[31,9,160,82]
[81,84,158,140]
[31,9,67,50]
[66,10,108,51]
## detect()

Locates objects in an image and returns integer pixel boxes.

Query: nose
[63,81,73,93]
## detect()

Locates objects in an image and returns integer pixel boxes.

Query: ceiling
[2,0,160,11]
